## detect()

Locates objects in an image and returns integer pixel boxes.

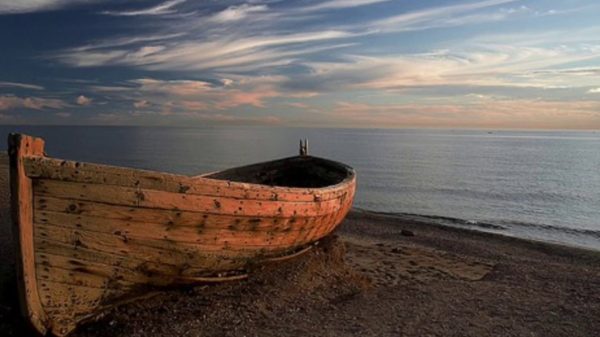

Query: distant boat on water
[9,134,356,336]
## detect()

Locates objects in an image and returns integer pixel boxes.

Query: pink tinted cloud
[132,77,284,111]
[180,101,209,110]
[186,113,282,125]
[0,95,67,110]
[286,102,311,109]
[214,87,279,109]
[133,100,151,108]
[76,95,92,105]
[330,99,600,129]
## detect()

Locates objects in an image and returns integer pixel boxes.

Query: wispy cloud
[210,4,268,22]
[0,95,68,110]
[369,0,520,32]
[0,0,98,14]
[299,33,600,92]
[70,33,186,52]
[133,100,150,109]
[329,98,600,129]
[6,0,600,127]
[101,0,187,16]
[113,76,287,114]
[0,81,44,90]
[52,0,532,75]
[300,0,390,11]
[55,30,357,71]
[285,102,311,109]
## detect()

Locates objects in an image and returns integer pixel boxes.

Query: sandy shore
[0,154,599,336]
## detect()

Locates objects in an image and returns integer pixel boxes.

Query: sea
[2,125,599,250]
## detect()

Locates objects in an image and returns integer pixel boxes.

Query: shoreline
[352,208,600,255]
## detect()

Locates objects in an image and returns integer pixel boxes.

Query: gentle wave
[361,209,600,241]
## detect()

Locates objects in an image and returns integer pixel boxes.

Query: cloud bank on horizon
[0,0,599,128]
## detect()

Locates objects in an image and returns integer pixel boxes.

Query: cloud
[90,85,136,92]
[190,114,281,125]
[0,0,99,14]
[188,113,283,125]
[133,100,150,109]
[285,102,311,109]
[0,95,67,110]
[328,99,600,129]
[300,0,390,11]
[18,0,600,127]
[52,0,533,76]
[101,0,187,16]
[71,33,185,53]
[370,0,519,32]
[131,77,284,110]
[299,39,600,92]
[91,108,282,126]
[0,81,44,90]
[55,112,71,118]
[210,4,268,22]
[76,95,92,105]
[55,30,357,71]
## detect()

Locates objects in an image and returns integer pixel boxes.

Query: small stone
[400,229,414,236]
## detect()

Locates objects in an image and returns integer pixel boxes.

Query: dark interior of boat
[204,156,354,188]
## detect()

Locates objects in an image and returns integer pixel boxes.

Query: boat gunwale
[24,155,356,199]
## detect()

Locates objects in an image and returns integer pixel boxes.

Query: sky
[0,0,599,129]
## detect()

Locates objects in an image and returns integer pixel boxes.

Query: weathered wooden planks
[34,195,338,229]
[34,240,246,281]
[38,279,125,335]
[34,179,343,218]
[34,221,317,256]
[24,156,349,202]
[35,257,136,290]
[8,134,49,334]
[34,210,332,244]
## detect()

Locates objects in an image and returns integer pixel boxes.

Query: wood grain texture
[10,133,356,336]
[8,133,49,335]
[25,156,349,202]
[34,210,336,246]
[34,196,339,229]
[33,179,343,217]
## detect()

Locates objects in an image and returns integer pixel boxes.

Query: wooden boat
[9,134,356,336]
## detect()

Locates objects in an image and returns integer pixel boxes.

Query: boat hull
[9,134,356,336]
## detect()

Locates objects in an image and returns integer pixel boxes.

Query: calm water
[2,126,599,250]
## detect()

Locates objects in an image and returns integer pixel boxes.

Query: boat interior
[204,156,354,188]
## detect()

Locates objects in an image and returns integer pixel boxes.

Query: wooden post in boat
[299,139,308,156]
[8,133,49,335]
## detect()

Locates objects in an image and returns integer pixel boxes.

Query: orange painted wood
[35,241,245,281]
[8,134,49,335]
[34,210,331,244]
[24,156,349,202]
[33,179,343,218]
[34,196,339,229]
